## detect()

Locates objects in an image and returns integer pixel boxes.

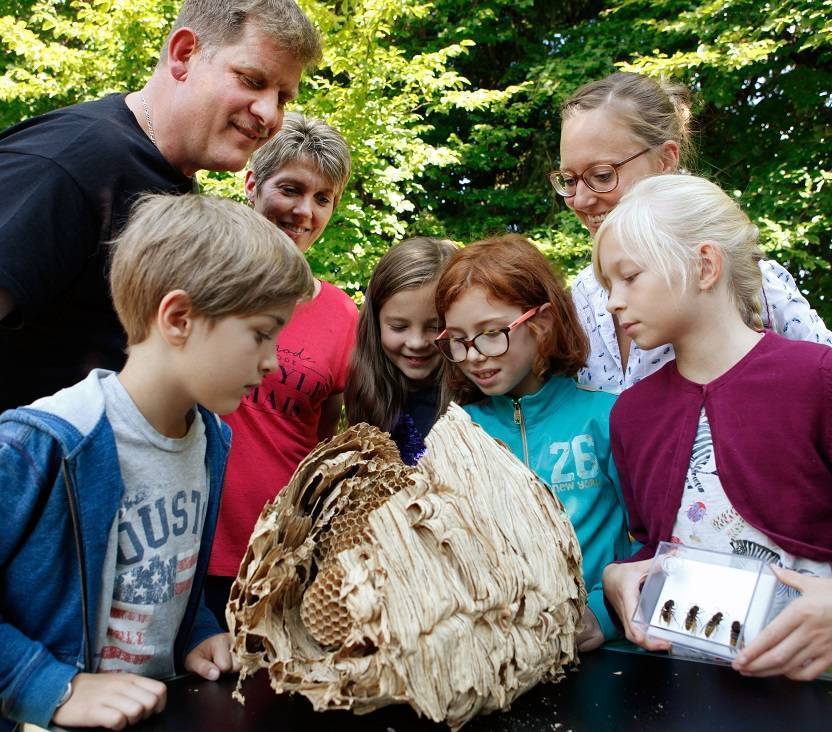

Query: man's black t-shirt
[0,94,194,411]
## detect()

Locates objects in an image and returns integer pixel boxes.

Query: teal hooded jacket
[464,375,633,640]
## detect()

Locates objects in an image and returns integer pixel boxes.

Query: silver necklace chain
[139,93,156,145]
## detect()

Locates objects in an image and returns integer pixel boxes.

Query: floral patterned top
[573,259,832,394]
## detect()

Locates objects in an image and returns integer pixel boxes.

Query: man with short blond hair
[0,0,321,412]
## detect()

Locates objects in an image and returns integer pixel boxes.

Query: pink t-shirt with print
[209,281,357,576]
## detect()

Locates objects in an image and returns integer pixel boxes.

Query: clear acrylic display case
[632,542,778,662]
[631,542,831,679]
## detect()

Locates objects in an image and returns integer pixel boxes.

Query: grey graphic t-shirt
[95,373,208,678]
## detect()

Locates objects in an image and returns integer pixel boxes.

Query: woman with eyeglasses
[554,72,831,394]
[434,234,632,653]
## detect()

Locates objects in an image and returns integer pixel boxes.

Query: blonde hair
[110,194,314,345]
[594,175,763,329]
[250,112,352,205]
[561,72,694,171]
[164,0,321,67]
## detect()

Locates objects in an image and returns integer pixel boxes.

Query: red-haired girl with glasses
[434,234,634,652]
[556,72,831,394]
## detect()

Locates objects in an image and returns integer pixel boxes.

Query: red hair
[435,234,588,403]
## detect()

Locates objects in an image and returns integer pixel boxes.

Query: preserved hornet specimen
[660,599,676,625]
[730,621,742,648]
[684,605,701,632]
[703,611,723,638]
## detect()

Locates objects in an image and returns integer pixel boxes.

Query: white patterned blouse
[573,259,832,394]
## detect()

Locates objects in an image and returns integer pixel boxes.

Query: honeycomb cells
[300,561,350,647]
[299,464,410,647]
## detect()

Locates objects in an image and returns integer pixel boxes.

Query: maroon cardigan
[611,332,832,564]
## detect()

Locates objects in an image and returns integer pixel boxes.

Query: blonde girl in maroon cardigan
[595,174,832,681]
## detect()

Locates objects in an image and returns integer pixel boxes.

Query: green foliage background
[2,0,830,317]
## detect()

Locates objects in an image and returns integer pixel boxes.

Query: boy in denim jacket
[0,194,313,730]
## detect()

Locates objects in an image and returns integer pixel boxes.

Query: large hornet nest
[227,404,585,729]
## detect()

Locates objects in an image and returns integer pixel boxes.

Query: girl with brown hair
[345,237,456,463]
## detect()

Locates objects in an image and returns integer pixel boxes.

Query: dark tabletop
[88,647,830,732]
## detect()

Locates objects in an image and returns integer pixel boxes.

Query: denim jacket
[0,370,230,729]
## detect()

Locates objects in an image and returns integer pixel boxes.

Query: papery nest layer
[228,403,586,729]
